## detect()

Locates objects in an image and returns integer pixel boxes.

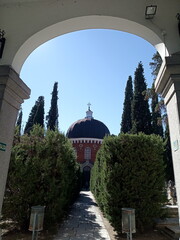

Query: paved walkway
[54,191,111,240]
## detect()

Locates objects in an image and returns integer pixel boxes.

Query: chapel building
[66,104,110,189]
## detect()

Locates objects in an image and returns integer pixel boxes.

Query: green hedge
[2,125,80,229]
[91,133,166,232]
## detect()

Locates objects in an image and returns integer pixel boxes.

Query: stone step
[162,206,178,218]
[163,226,180,240]
[156,218,179,228]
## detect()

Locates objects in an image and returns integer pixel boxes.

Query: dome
[66,105,110,139]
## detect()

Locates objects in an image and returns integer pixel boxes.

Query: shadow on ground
[54,191,110,240]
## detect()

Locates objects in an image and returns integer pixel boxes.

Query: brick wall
[72,140,102,164]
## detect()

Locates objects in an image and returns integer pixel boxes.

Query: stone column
[155,54,180,223]
[0,65,30,219]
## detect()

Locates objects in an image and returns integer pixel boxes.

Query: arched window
[84,147,91,160]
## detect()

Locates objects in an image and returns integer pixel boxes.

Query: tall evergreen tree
[131,62,152,134]
[24,96,44,134]
[46,82,59,130]
[149,52,162,79]
[16,108,23,136]
[151,83,163,137]
[148,52,164,135]
[121,76,133,133]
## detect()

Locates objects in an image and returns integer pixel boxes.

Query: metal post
[32,213,38,240]
[126,214,132,240]
[32,231,38,240]
[129,213,132,240]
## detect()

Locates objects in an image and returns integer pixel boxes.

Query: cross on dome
[86,103,93,119]
[87,102,91,111]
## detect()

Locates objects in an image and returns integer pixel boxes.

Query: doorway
[82,166,91,190]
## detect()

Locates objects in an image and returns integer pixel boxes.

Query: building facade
[66,105,110,188]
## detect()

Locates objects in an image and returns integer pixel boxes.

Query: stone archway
[1,0,180,73]
[12,15,167,74]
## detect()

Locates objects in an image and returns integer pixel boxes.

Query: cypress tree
[149,52,163,136]
[24,96,44,134]
[121,76,133,133]
[149,52,162,79]
[131,62,152,134]
[151,83,163,136]
[46,82,59,131]
[16,108,23,136]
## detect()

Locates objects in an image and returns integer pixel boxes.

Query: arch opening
[20,27,158,136]
[12,15,167,74]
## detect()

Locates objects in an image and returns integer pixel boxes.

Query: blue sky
[20,29,156,136]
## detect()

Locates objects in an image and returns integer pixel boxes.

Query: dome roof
[66,105,110,139]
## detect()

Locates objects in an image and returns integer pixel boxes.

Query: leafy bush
[2,125,80,229]
[91,133,166,232]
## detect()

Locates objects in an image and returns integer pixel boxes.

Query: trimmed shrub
[91,133,166,232]
[2,125,80,229]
